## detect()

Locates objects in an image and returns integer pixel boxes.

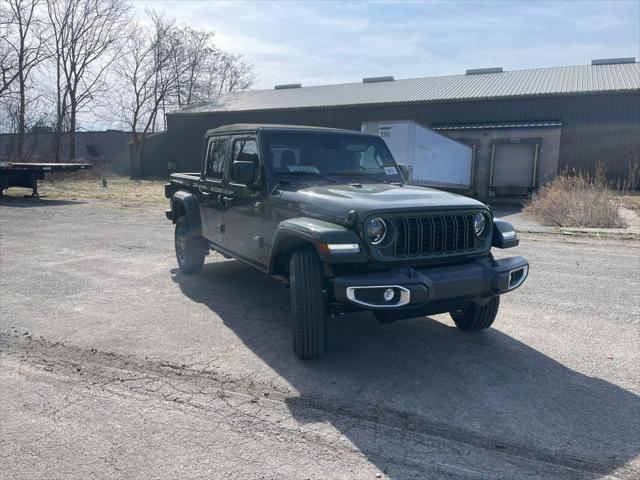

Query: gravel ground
[1,197,639,479]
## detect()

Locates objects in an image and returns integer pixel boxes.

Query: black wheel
[289,250,328,360]
[175,216,205,274]
[450,296,500,331]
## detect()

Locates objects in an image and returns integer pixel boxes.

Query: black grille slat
[466,214,474,250]
[394,218,407,256]
[462,215,469,250]
[407,217,420,256]
[433,217,444,253]
[387,212,480,259]
[455,216,465,251]
[444,216,455,253]
[467,215,474,250]
[420,217,431,255]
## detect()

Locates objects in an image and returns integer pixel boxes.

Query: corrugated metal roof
[433,121,563,130]
[177,63,640,114]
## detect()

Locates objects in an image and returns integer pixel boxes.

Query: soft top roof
[204,123,370,137]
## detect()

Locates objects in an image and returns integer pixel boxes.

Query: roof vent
[362,76,394,83]
[591,57,636,65]
[274,83,302,90]
[466,67,504,75]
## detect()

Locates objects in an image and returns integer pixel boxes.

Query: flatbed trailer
[0,162,93,197]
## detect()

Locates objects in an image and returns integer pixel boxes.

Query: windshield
[263,131,402,182]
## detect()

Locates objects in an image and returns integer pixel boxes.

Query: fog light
[383,288,395,302]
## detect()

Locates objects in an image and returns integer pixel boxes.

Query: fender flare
[171,190,203,237]
[269,217,366,275]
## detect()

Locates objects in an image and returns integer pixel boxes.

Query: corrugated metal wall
[164,92,640,181]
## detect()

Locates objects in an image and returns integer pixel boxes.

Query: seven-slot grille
[388,213,479,257]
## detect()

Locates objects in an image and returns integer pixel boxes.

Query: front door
[200,135,230,246]
[223,136,266,267]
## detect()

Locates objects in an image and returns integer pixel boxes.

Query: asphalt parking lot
[1,198,639,479]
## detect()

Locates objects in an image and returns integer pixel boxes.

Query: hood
[279,183,486,221]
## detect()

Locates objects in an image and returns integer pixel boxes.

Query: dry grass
[620,193,640,212]
[525,165,625,228]
[3,172,166,206]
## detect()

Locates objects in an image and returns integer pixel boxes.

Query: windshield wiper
[329,171,389,183]
[276,171,336,183]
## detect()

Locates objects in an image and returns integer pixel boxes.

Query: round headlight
[473,213,486,237]
[365,218,387,245]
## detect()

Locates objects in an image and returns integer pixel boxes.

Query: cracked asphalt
[1,198,639,479]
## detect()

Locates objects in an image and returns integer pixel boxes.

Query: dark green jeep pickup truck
[165,124,528,359]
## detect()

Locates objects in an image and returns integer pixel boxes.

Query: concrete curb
[518,228,640,241]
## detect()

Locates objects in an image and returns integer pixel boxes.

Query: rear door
[222,136,266,267]
[199,135,230,245]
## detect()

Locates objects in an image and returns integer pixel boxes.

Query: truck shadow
[0,196,84,207]
[171,259,640,478]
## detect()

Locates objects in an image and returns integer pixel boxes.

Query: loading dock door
[490,142,539,194]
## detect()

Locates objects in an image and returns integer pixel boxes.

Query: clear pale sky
[134,0,640,90]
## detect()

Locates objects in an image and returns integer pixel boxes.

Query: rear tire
[175,216,205,274]
[450,296,500,331]
[289,250,328,360]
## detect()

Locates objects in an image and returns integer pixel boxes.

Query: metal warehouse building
[149,58,639,200]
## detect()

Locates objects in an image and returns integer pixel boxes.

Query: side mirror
[397,163,411,182]
[492,219,519,248]
[232,160,257,184]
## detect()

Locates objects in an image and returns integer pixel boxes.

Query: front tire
[450,296,500,331]
[289,250,328,360]
[175,216,205,274]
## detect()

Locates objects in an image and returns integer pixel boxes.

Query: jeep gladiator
[165,124,529,359]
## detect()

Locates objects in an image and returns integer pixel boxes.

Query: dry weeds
[525,164,627,228]
[3,172,166,206]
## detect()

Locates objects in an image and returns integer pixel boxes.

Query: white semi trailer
[361,120,473,190]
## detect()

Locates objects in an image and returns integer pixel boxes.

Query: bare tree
[0,46,19,98]
[45,0,68,161]
[171,26,215,108]
[46,0,129,160]
[113,10,256,169]
[115,16,178,142]
[146,10,185,134]
[2,0,47,158]
[212,51,255,96]
[0,4,20,99]
[147,14,255,113]
[114,12,182,175]
[114,25,155,141]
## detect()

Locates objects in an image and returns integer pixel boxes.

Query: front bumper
[332,256,528,318]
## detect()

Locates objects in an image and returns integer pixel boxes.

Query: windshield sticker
[287,165,320,174]
[384,167,398,175]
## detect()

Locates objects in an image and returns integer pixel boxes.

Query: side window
[206,137,228,179]
[231,138,259,181]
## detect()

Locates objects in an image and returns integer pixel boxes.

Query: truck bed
[165,173,201,199]
[169,172,200,188]
[170,172,200,182]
